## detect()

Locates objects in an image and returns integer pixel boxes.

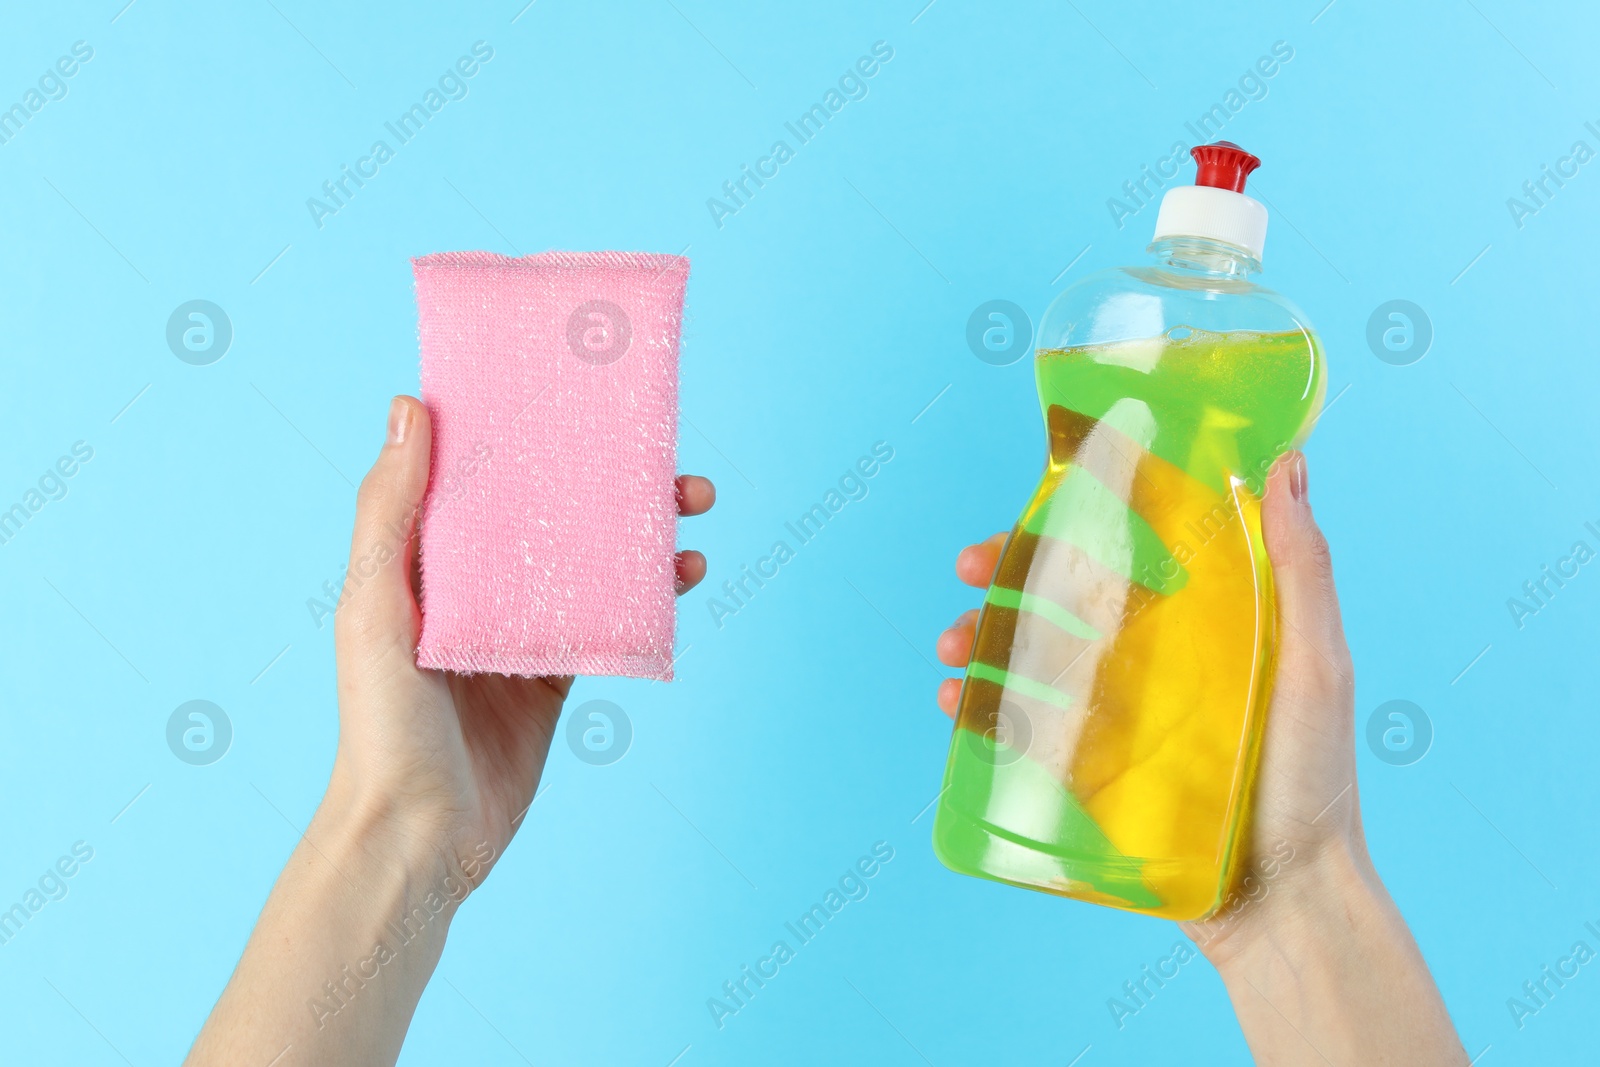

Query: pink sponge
[412,251,688,680]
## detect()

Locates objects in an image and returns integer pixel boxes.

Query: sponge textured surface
[412,250,688,679]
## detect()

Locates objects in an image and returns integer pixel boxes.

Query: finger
[936,609,978,667]
[339,396,431,652]
[677,476,716,517]
[936,677,962,718]
[1261,451,1353,703]
[955,532,1007,588]
[675,550,707,595]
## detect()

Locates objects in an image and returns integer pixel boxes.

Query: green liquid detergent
[934,144,1326,920]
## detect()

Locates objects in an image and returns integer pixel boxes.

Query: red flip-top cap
[1191,142,1261,194]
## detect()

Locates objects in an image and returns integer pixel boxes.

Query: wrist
[313,771,484,920]
[1192,836,1380,975]
[185,775,475,1061]
[325,752,500,876]
[1194,841,1468,1065]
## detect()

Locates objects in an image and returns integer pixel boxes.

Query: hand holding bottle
[935,454,1466,1064]
[931,143,1329,916]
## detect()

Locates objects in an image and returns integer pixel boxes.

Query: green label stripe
[967,661,1072,710]
[1021,466,1188,597]
[986,585,1102,641]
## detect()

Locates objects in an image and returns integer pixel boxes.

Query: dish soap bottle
[932,142,1325,920]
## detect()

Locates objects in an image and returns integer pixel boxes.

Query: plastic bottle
[932,142,1325,920]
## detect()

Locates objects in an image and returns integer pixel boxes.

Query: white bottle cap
[1151,142,1268,262]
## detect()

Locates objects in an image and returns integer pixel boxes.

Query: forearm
[1209,844,1464,1066]
[186,785,467,1066]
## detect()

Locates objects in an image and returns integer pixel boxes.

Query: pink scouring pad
[411,250,689,680]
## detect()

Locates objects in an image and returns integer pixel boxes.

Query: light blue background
[1,0,1595,1063]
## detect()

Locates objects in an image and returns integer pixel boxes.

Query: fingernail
[1289,451,1308,503]
[387,397,410,445]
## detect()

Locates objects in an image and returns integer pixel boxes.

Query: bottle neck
[1148,236,1261,278]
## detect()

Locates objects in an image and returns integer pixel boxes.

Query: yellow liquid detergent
[933,328,1323,919]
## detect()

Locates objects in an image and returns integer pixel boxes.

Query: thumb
[337,396,432,656]
[1261,451,1354,711]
